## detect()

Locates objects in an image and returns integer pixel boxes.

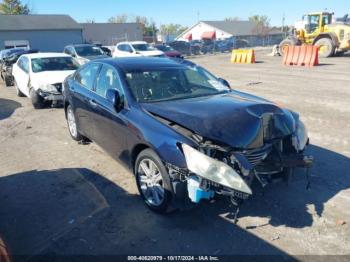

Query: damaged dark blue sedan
[63,57,313,215]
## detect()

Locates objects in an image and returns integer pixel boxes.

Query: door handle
[89,99,98,107]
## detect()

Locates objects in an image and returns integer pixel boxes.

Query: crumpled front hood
[32,70,75,85]
[142,91,297,149]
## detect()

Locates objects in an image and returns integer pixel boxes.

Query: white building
[176,20,284,46]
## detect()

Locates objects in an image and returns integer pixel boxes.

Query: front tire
[14,80,25,97]
[66,105,82,141]
[315,38,335,58]
[30,88,45,109]
[135,149,172,213]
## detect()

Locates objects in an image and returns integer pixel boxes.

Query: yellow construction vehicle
[280,12,350,57]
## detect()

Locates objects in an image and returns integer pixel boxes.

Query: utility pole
[197,11,200,23]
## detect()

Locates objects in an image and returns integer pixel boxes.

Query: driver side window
[309,15,320,33]
[118,44,132,52]
[95,65,123,98]
[75,63,100,90]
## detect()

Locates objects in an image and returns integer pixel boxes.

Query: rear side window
[18,57,29,73]
[17,57,24,69]
[75,63,100,90]
[95,65,123,97]
[118,44,132,52]
[22,57,30,73]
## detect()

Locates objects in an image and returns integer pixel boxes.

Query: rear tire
[315,38,335,58]
[66,105,83,141]
[135,149,172,213]
[4,76,13,87]
[30,88,45,109]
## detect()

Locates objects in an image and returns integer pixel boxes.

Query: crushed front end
[37,83,64,104]
[165,110,313,220]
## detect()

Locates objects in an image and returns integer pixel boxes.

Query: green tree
[0,0,30,14]
[159,24,188,36]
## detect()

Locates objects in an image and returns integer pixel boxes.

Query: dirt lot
[0,50,350,260]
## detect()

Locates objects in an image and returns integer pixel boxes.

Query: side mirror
[71,53,77,58]
[218,78,231,89]
[106,89,123,112]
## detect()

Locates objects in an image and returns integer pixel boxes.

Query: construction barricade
[283,45,319,66]
[231,49,255,64]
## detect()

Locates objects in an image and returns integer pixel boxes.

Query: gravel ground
[0,50,349,261]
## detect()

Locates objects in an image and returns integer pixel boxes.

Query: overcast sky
[28,0,348,26]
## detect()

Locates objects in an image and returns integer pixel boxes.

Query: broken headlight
[181,144,252,195]
[38,83,58,93]
[293,120,308,152]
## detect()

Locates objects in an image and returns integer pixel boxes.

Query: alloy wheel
[138,158,165,206]
[67,107,77,138]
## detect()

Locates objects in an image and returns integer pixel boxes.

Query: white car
[12,53,79,109]
[113,41,164,58]
[63,44,109,65]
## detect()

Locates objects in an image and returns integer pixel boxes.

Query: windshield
[132,44,155,52]
[75,46,104,57]
[124,66,229,103]
[31,57,79,73]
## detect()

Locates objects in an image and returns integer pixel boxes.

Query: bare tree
[85,18,95,23]
[249,15,271,45]
[108,14,128,23]
[107,14,159,38]
[224,17,241,22]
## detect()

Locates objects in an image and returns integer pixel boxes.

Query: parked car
[168,41,192,56]
[200,39,215,54]
[100,46,113,57]
[0,48,27,78]
[189,40,202,55]
[0,49,38,86]
[63,44,109,65]
[12,53,79,109]
[235,39,250,48]
[154,44,183,58]
[63,57,312,214]
[113,41,164,58]
[0,48,27,61]
[215,39,234,53]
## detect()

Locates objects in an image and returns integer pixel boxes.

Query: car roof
[94,57,196,72]
[20,52,71,59]
[117,41,147,45]
[67,44,96,48]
